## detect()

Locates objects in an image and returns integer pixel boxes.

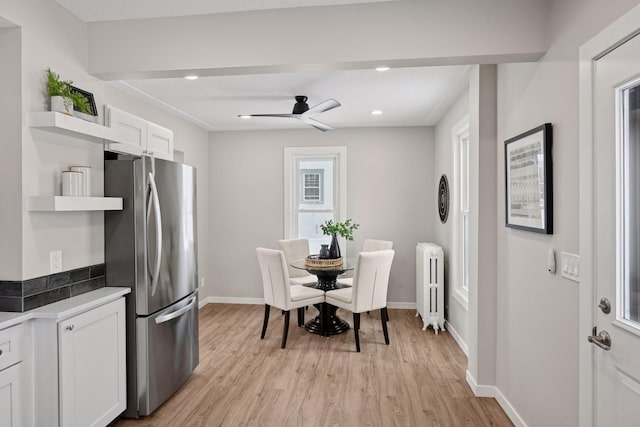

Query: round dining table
[290,259,354,336]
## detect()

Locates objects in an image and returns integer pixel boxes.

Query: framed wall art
[504,123,553,234]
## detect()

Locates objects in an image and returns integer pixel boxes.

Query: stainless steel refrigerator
[104,153,199,418]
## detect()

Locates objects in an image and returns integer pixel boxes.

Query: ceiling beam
[88,0,549,80]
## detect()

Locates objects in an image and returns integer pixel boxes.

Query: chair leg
[282,310,290,349]
[385,309,390,322]
[297,307,304,327]
[261,304,271,339]
[353,312,361,352]
[381,308,390,345]
[319,303,325,337]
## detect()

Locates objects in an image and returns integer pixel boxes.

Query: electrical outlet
[200,277,206,288]
[50,250,62,273]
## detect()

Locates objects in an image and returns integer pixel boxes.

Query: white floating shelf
[28,196,123,212]
[29,112,126,144]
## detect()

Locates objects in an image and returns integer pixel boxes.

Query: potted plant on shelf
[320,219,359,259]
[45,68,74,116]
[68,89,95,121]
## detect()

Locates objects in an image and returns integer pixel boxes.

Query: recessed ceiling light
[375,67,390,72]
[238,115,251,119]
[371,110,383,115]
[185,75,198,80]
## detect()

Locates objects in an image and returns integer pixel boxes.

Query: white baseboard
[445,320,468,356]
[465,370,495,397]
[465,371,527,427]
[199,296,264,307]
[387,302,416,309]
[198,297,415,309]
[494,387,528,427]
[198,296,213,309]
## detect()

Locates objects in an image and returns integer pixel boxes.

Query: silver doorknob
[588,327,611,351]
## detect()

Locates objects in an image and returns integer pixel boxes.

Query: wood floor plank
[115,304,513,427]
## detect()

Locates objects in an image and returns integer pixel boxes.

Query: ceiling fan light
[371,110,383,115]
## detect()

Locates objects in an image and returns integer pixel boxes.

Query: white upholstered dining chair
[277,239,317,287]
[337,239,393,287]
[256,248,325,348]
[325,249,395,352]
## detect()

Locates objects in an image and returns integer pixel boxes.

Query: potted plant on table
[320,219,359,259]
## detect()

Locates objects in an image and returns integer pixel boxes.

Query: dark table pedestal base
[305,302,350,336]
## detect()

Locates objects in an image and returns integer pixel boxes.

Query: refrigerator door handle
[148,172,163,297]
[155,296,197,324]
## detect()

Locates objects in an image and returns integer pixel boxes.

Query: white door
[593,32,640,426]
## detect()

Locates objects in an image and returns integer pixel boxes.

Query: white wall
[0,0,209,284]
[86,0,548,79]
[0,26,23,279]
[495,0,640,425]
[14,0,106,279]
[208,127,434,304]
[434,90,469,348]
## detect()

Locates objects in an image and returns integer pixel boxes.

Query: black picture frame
[69,85,98,116]
[504,123,553,234]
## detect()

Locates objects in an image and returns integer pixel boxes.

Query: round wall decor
[438,174,450,223]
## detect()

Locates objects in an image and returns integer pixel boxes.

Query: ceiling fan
[239,95,341,132]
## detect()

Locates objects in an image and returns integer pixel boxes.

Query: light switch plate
[560,252,580,282]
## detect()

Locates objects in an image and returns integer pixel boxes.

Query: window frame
[284,146,347,244]
[452,117,470,310]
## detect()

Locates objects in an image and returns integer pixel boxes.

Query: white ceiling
[58,0,469,132]
[56,0,398,22]
[118,65,470,132]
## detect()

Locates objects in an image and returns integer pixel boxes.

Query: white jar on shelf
[61,171,82,196]
[70,166,91,196]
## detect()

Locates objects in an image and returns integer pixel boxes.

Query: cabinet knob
[65,325,75,331]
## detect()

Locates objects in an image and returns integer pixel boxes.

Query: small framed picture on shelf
[504,123,553,234]
[69,85,98,117]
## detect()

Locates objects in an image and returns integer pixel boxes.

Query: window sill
[452,287,469,311]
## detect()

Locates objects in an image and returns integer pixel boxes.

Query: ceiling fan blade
[302,99,341,116]
[302,117,333,132]
[240,114,297,118]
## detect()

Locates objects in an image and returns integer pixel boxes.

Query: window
[284,147,347,254]
[460,132,470,291]
[452,118,470,308]
[301,169,323,203]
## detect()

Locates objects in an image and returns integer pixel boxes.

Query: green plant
[320,219,359,241]
[45,68,72,98]
[45,68,91,113]
[68,90,92,114]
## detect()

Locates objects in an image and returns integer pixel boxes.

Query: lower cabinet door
[0,362,22,427]
[58,298,126,427]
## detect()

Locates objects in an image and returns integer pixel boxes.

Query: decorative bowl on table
[305,255,343,268]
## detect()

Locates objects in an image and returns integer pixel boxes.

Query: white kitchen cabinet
[0,362,24,427]
[106,105,174,160]
[33,288,129,427]
[146,121,174,161]
[58,298,126,427]
[0,322,32,427]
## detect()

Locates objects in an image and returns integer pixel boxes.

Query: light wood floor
[115,304,512,427]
